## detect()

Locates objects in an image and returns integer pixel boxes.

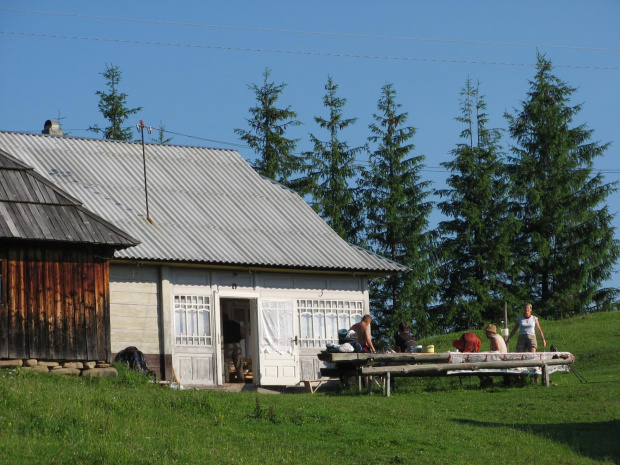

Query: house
[0,149,139,363]
[0,128,406,386]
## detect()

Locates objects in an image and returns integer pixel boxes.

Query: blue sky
[1,1,619,292]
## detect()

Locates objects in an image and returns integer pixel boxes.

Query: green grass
[1,312,618,464]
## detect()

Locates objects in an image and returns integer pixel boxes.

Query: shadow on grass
[454,418,620,463]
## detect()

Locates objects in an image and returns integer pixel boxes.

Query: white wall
[109,265,160,355]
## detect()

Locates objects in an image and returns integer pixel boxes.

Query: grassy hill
[0,312,618,464]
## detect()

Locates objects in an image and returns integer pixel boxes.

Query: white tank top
[517,315,537,336]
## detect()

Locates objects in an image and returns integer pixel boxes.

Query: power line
[29,127,620,176]
[2,30,619,71]
[2,8,620,53]
[67,127,620,173]
[162,129,249,149]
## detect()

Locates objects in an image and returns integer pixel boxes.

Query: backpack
[338,329,359,344]
[114,346,150,374]
[349,340,364,353]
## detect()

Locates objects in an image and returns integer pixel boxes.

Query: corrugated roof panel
[0,132,406,273]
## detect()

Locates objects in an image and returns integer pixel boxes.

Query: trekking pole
[570,365,588,383]
[550,344,587,383]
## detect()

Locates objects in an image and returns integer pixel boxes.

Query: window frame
[173,294,213,346]
[297,299,363,348]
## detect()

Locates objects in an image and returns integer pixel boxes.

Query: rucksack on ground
[114,346,151,374]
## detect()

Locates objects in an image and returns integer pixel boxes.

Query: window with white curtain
[260,300,294,355]
[174,295,212,345]
[297,300,363,348]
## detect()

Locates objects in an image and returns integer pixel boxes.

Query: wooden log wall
[0,244,111,361]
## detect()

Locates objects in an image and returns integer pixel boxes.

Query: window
[260,300,294,355]
[174,295,212,345]
[297,300,363,348]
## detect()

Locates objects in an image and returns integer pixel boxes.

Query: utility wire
[9,126,619,179]
[161,129,249,149]
[1,31,619,71]
[2,8,620,53]
[60,127,620,175]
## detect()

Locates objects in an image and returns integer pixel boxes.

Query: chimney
[42,120,63,135]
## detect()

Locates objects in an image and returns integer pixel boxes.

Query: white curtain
[260,301,294,355]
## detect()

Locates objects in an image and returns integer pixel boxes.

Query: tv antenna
[136,120,153,222]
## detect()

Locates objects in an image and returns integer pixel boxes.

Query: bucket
[423,345,435,353]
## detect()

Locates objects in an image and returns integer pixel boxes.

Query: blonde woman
[506,303,546,352]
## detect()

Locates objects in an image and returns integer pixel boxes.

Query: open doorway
[220,298,253,383]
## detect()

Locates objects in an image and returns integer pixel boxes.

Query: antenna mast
[136,120,153,222]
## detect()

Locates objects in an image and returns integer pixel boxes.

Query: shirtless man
[484,324,507,353]
[350,314,376,353]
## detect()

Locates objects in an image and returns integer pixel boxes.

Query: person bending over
[350,314,376,353]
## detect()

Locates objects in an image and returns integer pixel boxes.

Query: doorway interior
[220,298,253,383]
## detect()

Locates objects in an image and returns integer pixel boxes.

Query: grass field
[0,311,618,464]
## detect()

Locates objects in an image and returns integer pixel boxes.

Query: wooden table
[317,351,575,396]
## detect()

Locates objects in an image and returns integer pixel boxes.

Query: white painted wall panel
[111,291,159,306]
[171,269,211,286]
[110,265,160,354]
[109,304,158,320]
[110,282,158,294]
[110,265,158,282]
[112,316,159,330]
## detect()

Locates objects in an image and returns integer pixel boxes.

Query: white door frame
[216,291,259,385]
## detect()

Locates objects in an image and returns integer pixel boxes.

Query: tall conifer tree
[506,54,619,317]
[89,64,142,141]
[361,83,435,342]
[296,76,365,243]
[436,79,520,331]
[235,69,302,185]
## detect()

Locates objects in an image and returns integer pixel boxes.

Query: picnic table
[317,350,575,396]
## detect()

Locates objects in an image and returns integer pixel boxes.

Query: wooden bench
[303,378,339,393]
[303,365,362,393]
[360,358,573,395]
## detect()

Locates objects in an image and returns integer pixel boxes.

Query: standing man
[223,313,245,383]
[350,314,376,353]
[484,324,507,353]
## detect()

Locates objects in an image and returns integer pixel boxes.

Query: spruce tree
[361,83,436,342]
[436,79,520,331]
[150,122,173,145]
[89,64,142,141]
[295,76,365,243]
[235,68,302,185]
[506,53,619,318]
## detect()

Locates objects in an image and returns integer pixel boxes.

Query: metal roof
[0,131,406,273]
[0,148,140,249]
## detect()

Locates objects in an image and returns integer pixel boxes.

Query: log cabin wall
[0,243,111,362]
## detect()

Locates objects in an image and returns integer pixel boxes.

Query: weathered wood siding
[0,244,110,361]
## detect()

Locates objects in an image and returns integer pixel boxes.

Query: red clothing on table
[452,332,481,352]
